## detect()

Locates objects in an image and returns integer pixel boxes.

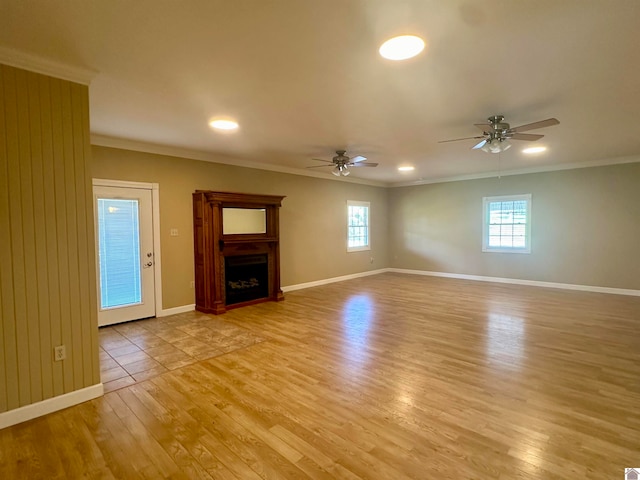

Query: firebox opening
[225,254,269,306]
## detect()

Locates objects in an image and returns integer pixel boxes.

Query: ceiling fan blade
[510,118,559,133]
[509,133,544,141]
[348,162,378,167]
[471,139,488,150]
[474,123,494,133]
[311,158,334,163]
[306,164,332,169]
[438,135,486,144]
[350,155,367,163]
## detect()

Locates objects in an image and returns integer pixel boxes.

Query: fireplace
[225,254,268,305]
[193,191,285,314]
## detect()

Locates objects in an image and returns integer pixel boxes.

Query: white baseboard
[155,268,638,316]
[388,268,640,297]
[282,269,391,292]
[0,383,104,430]
[158,304,196,317]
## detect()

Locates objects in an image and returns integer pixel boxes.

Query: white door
[94,185,155,326]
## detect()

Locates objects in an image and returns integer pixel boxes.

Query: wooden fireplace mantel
[193,190,285,314]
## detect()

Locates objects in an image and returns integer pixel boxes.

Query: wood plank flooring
[1,273,639,479]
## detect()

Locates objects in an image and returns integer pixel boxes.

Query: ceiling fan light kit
[481,138,511,154]
[332,165,350,176]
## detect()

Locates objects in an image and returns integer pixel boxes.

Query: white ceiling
[1,0,640,186]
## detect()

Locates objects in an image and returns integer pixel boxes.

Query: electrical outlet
[370,257,374,264]
[190,281,195,288]
[54,345,66,362]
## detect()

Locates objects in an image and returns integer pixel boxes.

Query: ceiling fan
[307,150,378,176]
[439,115,560,153]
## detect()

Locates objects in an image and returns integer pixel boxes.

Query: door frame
[92,178,163,318]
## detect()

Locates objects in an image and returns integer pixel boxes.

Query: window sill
[482,248,531,254]
[347,246,371,253]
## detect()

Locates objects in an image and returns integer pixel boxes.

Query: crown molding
[91,133,640,189]
[389,154,640,188]
[90,134,389,188]
[0,46,97,85]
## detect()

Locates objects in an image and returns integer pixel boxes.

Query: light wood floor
[99,314,266,393]
[1,273,639,479]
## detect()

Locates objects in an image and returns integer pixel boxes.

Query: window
[97,198,142,308]
[482,194,531,253]
[347,200,370,252]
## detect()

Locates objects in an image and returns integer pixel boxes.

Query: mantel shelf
[220,237,279,245]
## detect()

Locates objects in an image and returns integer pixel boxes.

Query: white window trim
[347,200,371,252]
[482,194,531,254]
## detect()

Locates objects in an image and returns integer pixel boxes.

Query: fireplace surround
[193,191,285,314]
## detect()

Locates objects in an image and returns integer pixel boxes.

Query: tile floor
[99,311,266,392]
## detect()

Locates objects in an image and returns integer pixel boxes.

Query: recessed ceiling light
[379,35,425,60]
[522,146,547,154]
[209,119,239,131]
[398,166,415,172]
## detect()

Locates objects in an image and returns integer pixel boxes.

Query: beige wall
[388,162,640,290]
[0,65,100,414]
[92,146,389,309]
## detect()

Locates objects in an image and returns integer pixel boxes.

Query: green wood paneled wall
[0,64,100,413]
